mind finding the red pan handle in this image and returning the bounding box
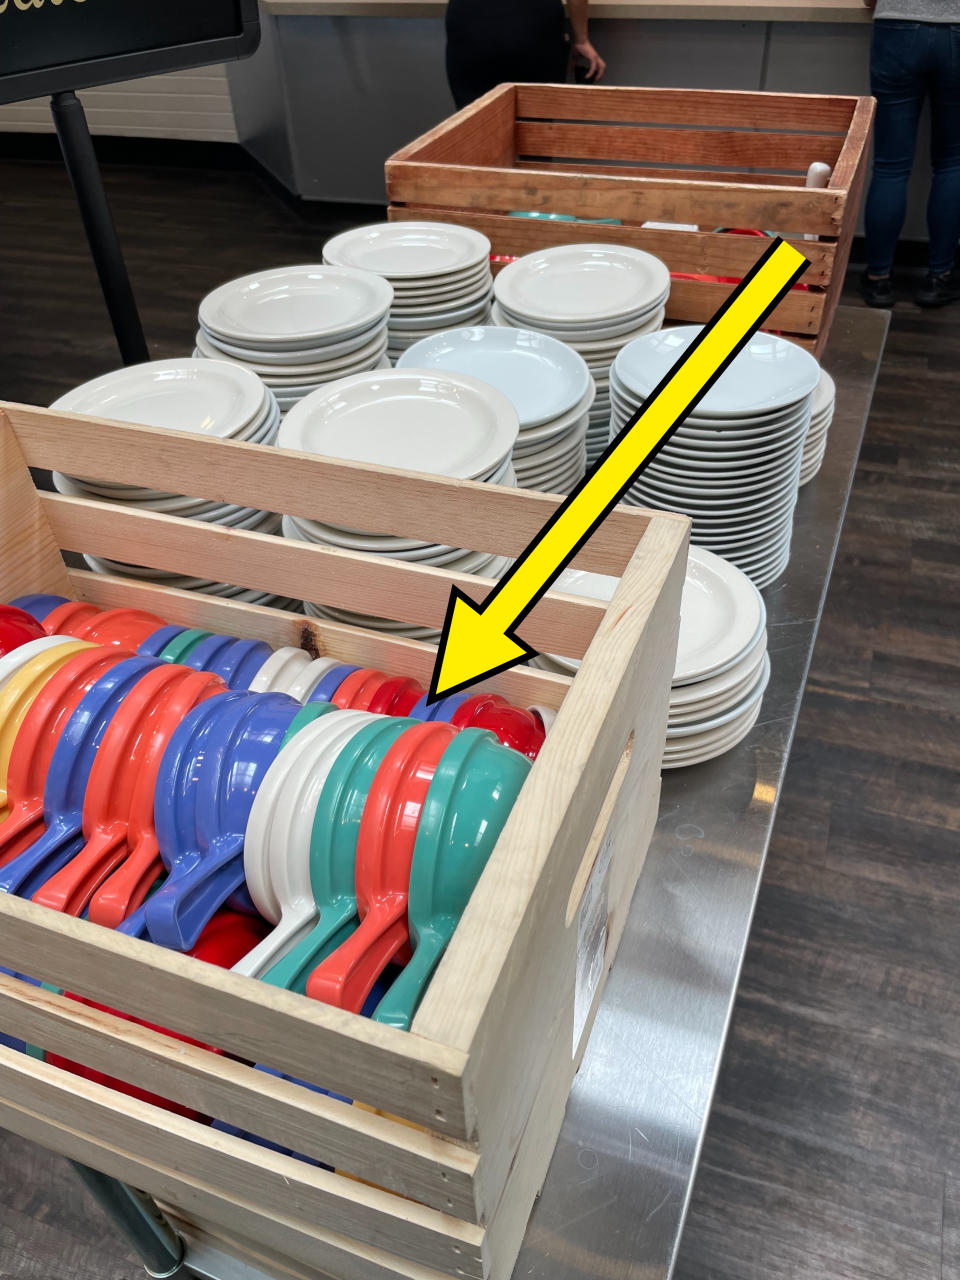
[306,898,408,1012]
[32,826,128,916]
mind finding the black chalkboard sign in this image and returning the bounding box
[0,0,260,106]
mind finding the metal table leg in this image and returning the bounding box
[69,1162,188,1278]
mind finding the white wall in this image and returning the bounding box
[0,66,238,142]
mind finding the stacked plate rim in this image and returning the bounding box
[396,325,595,495]
[491,243,670,467]
[531,547,770,767]
[322,221,494,362]
[195,264,394,412]
[611,326,822,589]
[798,367,837,487]
[277,367,519,635]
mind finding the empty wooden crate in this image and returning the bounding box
[0,402,688,1280]
[385,83,875,357]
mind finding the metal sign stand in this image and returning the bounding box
[50,90,149,366]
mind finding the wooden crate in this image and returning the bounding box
[0,401,688,1280]
[385,83,875,357]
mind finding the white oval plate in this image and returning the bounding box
[662,700,762,768]
[495,244,670,326]
[323,221,490,278]
[199,265,393,346]
[51,358,265,438]
[278,368,518,480]
[398,325,590,428]
[616,325,820,417]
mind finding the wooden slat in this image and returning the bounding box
[386,161,846,236]
[513,83,859,133]
[0,895,470,1137]
[416,85,515,168]
[388,205,836,286]
[43,494,608,661]
[667,275,826,334]
[515,121,845,173]
[0,974,480,1221]
[1,404,656,576]
[829,94,876,190]
[390,83,514,165]
[817,98,875,356]
[0,415,72,602]
[67,570,573,712]
[514,156,810,188]
[0,1060,457,1280]
[415,516,688,1206]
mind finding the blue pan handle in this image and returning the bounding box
[0,821,85,898]
[145,835,246,951]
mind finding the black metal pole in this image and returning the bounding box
[69,1162,188,1278]
[50,90,150,366]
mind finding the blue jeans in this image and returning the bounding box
[864,20,960,276]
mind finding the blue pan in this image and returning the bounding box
[306,665,360,705]
[145,692,300,950]
[8,595,69,623]
[138,625,187,657]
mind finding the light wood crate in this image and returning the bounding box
[385,83,875,357]
[0,401,688,1280]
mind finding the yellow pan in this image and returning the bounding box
[0,640,94,820]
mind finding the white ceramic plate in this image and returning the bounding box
[195,317,387,366]
[616,325,820,417]
[278,368,518,479]
[199,265,393,346]
[669,631,767,709]
[388,267,492,302]
[494,299,667,345]
[388,279,493,317]
[666,653,770,738]
[387,296,492,334]
[323,221,490,279]
[51,358,265,438]
[673,548,765,685]
[495,244,671,326]
[397,325,591,428]
[661,700,762,768]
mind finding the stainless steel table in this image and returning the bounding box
[97,303,891,1280]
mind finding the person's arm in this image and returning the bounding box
[566,0,607,81]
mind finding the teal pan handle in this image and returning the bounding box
[261,903,358,996]
[371,920,455,1032]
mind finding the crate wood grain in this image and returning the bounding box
[0,402,688,1279]
[385,82,875,357]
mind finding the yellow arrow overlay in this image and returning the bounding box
[428,238,809,702]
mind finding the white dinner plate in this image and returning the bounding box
[615,325,820,417]
[669,632,767,709]
[388,278,493,316]
[51,358,266,438]
[195,316,387,365]
[387,295,492,333]
[495,244,671,326]
[199,265,393,346]
[397,326,591,427]
[278,368,518,479]
[324,221,490,278]
[666,653,770,738]
[661,701,762,768]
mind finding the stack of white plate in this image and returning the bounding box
[194,265,393,413]
[611,326,821,589]
[277,368,518,637]
[50,358,296,608]
[396,326,594,495]
[532,546,769,768]
[491,244,670,467]
[322,222,493,363]
[798,366,836,487]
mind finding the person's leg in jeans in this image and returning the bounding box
[915,23,960,305]
[862,21,926,304]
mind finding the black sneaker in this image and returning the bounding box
[860,272,895,308]
[915,270,960,308]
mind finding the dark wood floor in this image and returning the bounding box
[1,154,959,1280]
